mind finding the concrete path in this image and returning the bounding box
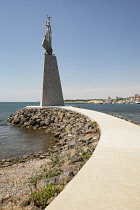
[43,106,140,210]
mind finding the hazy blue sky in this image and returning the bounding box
[0,0,140,101]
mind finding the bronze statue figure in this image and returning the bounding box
[42,15,53,55]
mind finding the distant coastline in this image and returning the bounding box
[64,100,140,104]
[64,101,88,104]
[64,94,140,104]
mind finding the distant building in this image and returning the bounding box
[107,96,111,103]
[127,94,140,103]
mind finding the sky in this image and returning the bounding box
[0,0,140,101]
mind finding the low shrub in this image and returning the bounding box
[30,183,64,208]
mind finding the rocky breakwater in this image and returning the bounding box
[1,107,100,209]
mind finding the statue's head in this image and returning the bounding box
[46,16,51,27]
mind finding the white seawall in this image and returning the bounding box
[46,106,140,210]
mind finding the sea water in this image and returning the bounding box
[67,103,140,124]
[0,102,55,160]
[0,102,140,160]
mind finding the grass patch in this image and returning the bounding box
[51,156,65,167]
[30,183,64,208]
[93,121,97,124]
[77,150,92,160]
[28,168,61,187]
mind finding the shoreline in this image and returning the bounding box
[1,107,100,209]
[108,113,140,126]
[1,111,139,167]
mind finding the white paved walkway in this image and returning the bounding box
[43,106,140,210]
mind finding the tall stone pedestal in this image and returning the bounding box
[40,53,64,106]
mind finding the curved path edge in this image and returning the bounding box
[36,106,140,210]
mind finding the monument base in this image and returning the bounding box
[40,53,64,106]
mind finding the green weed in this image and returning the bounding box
[77,150,92,160]
[30,183,64,208]
[28,168,61,187]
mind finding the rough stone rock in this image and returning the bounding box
[59,133,67,139]
[45,128,51,133]
[39,155,46,159]
[71,156,83,164]
[54,132,60,137]
[46,197,55,206]
[29,206,42,210]
[18,199,30,207]
[23,155,29,159]
[82,134,93,142]
[13,118,20,124]
[84,129,94,134]
[61,170,74,178]
[68,140,76,149]
[45,119,51,126]
[36,176,60,191]
[39,120,45,126]
[81,146,89,152]
[23,121,30,127]
[49,176,60,184]
[92,135,98,141]
[2,194,11,204]
[36,179,49,190]
[65,124,72,133]
[0,196,3,204]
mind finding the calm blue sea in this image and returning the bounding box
[0,102,140,160]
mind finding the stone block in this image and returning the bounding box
[40,54,64,106]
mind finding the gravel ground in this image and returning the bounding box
[0,158,51,210]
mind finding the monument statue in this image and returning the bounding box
[42,15,53,55]
[40,16,64,106]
